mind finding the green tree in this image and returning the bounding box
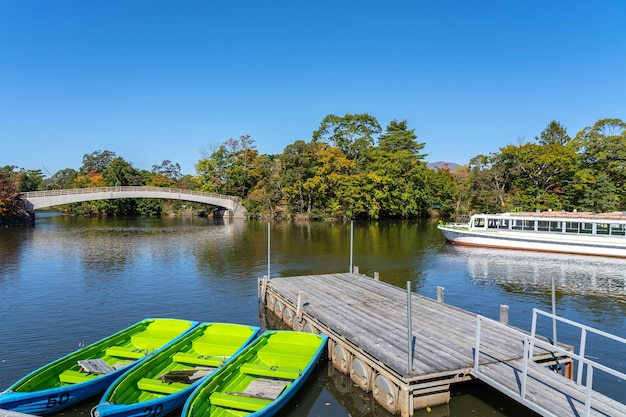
[280,140,321,214]
[103,157,143,186]
[378,119,426,157]
[535,120,571,146]
[466,153,514,213]
[80,150,117,174]
[151,160,182,187]
[571,118,626,208]
[312,113,381,162]
[16,169,44,192]
[43,168,77,190]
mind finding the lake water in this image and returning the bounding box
[1,213,624,416]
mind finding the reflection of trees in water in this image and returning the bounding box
[0,227,31,280]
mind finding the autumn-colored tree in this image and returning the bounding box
[0,171,30,225]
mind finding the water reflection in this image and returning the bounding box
[443,245,626,298]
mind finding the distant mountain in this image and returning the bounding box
[427,161,461,172]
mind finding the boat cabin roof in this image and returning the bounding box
[474,211,626,222]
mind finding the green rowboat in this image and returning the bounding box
[181,330,328,417]
[92,322,260,417]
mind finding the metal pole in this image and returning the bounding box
[407,281,413,373]
[551,276,557,346]
[267,222,271,279]
[349,221,354,273]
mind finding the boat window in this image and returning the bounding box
[566,222,580,233]
[549,221,562,232]
[497,219,509,229]
[611,224,626,236]
[580,223,593,234]
[538,221,550,231]
[473,217,485,228]
[512,219,535,231]
[597,223,609,235]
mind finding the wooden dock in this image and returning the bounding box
[261,272,624,416]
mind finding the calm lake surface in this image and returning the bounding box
[1,214,624,417]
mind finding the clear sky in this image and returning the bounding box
[1,1,624,176]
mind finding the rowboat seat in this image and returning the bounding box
[59,370,100,384]
[209,392,272,412]
[131,335,170,350]
[240,363,300,380]
[137,378,188,395]
[172,352,224,367]
[106,346,146,360]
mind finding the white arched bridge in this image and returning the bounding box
[20,186,247,218]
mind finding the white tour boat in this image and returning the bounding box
[437,211,626,258]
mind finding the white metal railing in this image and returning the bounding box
[474,310,626,417]
[20,186,241,202]
[529,308,626,386]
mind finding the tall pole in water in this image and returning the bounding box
[267,222,271,279]
[349,221,354,272]
[407,281,413,373]
[551,276,557,346]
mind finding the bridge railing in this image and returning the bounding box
[21,186,241,202]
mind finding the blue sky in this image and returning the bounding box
[1,1,624,176]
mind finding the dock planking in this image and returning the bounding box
[263,272,574,416]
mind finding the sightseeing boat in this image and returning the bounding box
[0,318,198,415]
[92,322,260,417]
[181,330,328,417]
[437,211,626,258]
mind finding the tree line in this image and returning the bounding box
[1,114,625,224]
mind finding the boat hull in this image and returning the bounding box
[93,322,260,417]
[181,330,328,417]
[438,225,626,258]
[0,318,197,415]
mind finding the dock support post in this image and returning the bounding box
[437,286,444,303]
[500,305,509,325]
[374,272,379,280]
[259,275,268,301]
[296,291,304,320]
[407,281,413,373]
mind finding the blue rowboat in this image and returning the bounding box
[0,318,198,415]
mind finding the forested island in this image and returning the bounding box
[1,114,625,226]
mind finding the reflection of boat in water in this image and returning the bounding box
[438,211,626,258]
[442,244,626,297]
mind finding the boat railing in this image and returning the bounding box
[473,310,626,417]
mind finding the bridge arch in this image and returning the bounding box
[20,186,247,218]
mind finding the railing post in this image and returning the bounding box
[577,328,588,384]
[584,366,593,417]
[520,337,530,400]
[473,316,481,372]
